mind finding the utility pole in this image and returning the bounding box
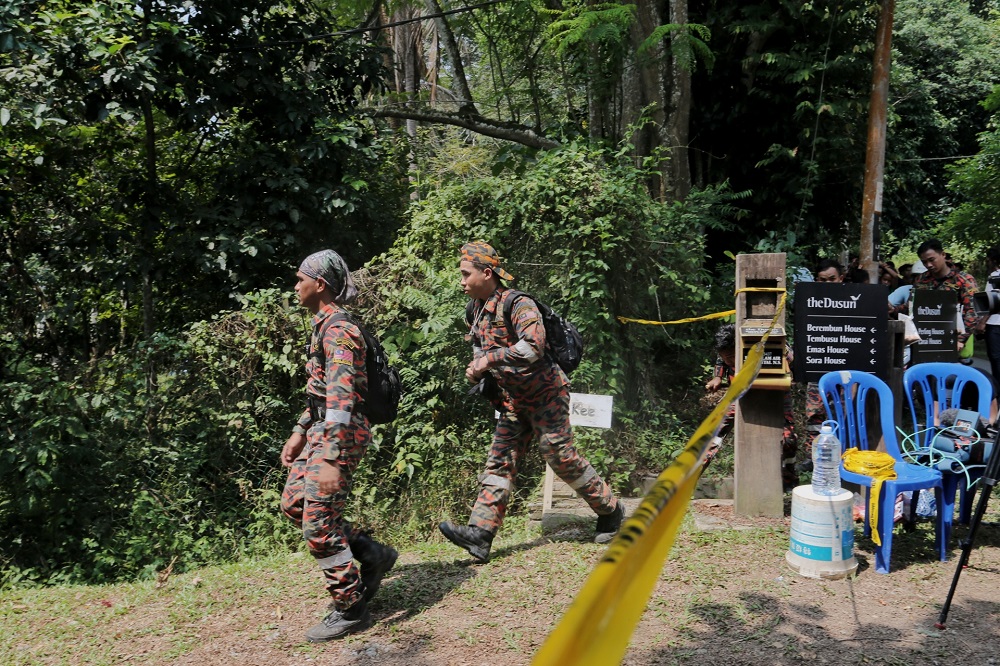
[859,0,895,284]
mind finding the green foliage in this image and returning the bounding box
[638,23,715,74]
[545,3,637,58]
[690,0,879,255]
[889,0,1000,230]
[941,84,1000,247]
[348,142,732,528]
[0,289,304,586]
[0,0,404,364]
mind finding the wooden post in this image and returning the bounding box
[735,253,787,517]
[884,319,906,450]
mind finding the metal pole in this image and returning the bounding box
[860,0,895,284]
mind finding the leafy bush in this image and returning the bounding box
[1,143,736,586]
[349,142,731,529]
[0,289,304,587]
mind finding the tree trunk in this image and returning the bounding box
[623,0,668,196]
[424,0,477,116]
[666,0,692,200]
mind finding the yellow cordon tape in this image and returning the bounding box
[532,293,787,666]
[841,447,896,546]
[616,287,786,326]
[616,310,734,326]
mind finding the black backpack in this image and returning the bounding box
[465,290,584,375]
[323,312,402,425]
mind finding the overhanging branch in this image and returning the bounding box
[366,107,560,150]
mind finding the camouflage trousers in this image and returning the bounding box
[281,433,367,611]
[804,382,825,454]
[717,390,799,486]
[469,381,617,534]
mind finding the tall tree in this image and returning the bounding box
[0,0,397,365]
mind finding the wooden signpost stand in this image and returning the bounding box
[734,253,788,517]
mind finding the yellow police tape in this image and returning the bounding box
[532,292,787,666]
[615,287,786,326]
[616,310,735,326]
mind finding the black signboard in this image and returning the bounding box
[741,344,785,372]
[793,283,889,382]
[759,346,784,371]
[910,290,958,364]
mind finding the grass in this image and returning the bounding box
[6,492,1000,665]
[0,551,317,666]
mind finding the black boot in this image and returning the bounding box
[351,532,399,602]
[439,522,493,563]
[594,501,624,544]
[305,597,371,643]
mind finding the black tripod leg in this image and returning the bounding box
[937,428,1000,629]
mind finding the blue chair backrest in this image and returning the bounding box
[817,370,901,459]
[903,362,994,448]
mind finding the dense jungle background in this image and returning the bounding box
[2,0,1000,588]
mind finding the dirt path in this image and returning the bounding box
[6,502,1000,666]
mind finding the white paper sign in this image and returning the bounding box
[495,393,613,428]
[569,393,613,428]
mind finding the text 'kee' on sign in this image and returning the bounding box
[793,282,889,382]
[494,393,613,429]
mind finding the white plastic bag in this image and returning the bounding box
[899,313,921,346]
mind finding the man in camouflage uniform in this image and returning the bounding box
[280,249,397,643]
[439,242,624,562]
[705,324,799,489]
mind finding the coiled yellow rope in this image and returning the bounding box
[841,447,896,546]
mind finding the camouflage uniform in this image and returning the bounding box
[804,382,824,454]
[281,301,371,611]
[712,356,799,486]
[466,288,617,534]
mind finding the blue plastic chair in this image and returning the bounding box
[818,370,946,574]
[903,362,995,528]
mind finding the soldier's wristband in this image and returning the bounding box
[292,425,307,435]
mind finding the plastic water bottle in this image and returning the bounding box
[812,421,842,496]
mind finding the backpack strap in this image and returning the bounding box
[501,289,529,343]
[313,311,364,364]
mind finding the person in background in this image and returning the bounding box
[889,261,926,316]
[704,324,798,490]
[815,259,845,283]
[879,262,899,290]
[974,246,1000,382]
[911,238,978,354]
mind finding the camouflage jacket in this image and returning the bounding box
[296,302,369,459]
[466,288,566,401]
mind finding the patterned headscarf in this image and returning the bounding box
[299,249,358,305]
[460,241,514,281]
